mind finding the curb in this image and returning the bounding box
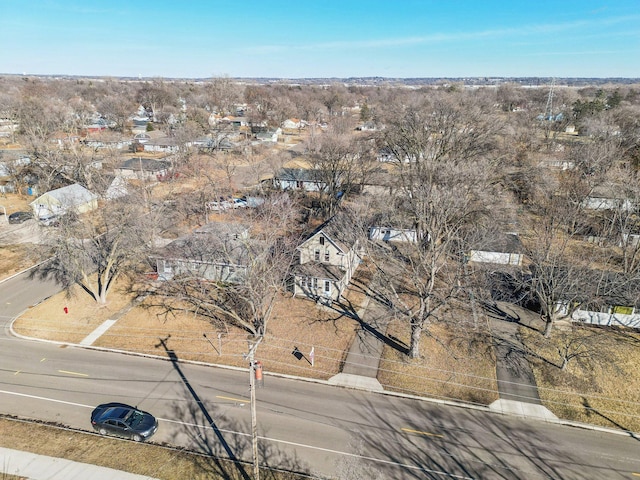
[9,318,640,441]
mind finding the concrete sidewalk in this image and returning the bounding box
[0,447,161,480]
[486,302,557,420]
[328,289,557,421]
[329,295,392,391]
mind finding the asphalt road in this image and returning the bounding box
[1,270,639,479]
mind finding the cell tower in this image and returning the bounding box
[543,78,556,121]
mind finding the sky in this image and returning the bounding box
[1,0,639,79]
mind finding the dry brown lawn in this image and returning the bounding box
[520,323,640,433]
[13,278,359,381]
[0,244,48,281]
[378,311,500,406]
[0,417,305,480]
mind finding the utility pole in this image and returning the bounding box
[247,336,262,480]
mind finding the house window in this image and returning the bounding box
[319,236,325,246]
[314,249,320,261]
[312,278,318,289]
[324,249,330,262]
[300,277,307,287]
[324,280,331,294]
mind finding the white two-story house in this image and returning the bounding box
[291,214,362,303]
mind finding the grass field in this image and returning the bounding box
[0,417,305,480]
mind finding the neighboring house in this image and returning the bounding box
[356,121,379,131]
[153,222,251,283]
[369,225,417,243]
[133,133,152,144]
[29,183,98,219]
[291,214,362,303]
[197,136,235,152]
[571,306,640,329]
[582,187,636,211]
[273,168,328,192]
[83,118,109,133]
[220,116,249,128]
[468,233,524,266]
[376,147,410,163]
[143,137,179,153]
[0,153,31,194]
[282,118,303,130]
[556,272,640,329]
[255,128,282,143]
[82,134,130,150]
[541,158,575,170]
[621,232,640,248]
[114,157,171,182]
[50,132,81,148]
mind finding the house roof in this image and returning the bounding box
[275,168,324,183]
[118,157,170,172]
[298,213,359,254]
[30,183,97,207]
[156,222,253,266]
[472,233,523,254]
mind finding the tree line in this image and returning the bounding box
[2,75,640,360]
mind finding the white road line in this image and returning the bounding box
[0,389,92,408]
[0,390,473,479]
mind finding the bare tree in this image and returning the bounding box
[306,128,378,218]
[370,92,501,358]
[44,194,154,304]
[97,94,135,133]
[147,194,302,337]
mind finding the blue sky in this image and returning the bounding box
[1,1,639,78]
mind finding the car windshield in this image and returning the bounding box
[124,410,145,428]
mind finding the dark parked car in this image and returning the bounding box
[91,403,158,442]
[8,211,33,224]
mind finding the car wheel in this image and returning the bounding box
[132,434,142,442]
[99,428,107,436]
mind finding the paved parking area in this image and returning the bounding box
[0,218,45,245]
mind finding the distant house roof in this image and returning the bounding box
[119,157,170,172]
[275,168,325,183]
[473,233,523,254]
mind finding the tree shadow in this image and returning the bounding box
[581,397,640,441]
[156,336,312,479]
[325,295,409,356]
[155,335,252,480]
[350,395,621,479]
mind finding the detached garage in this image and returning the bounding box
[30,183,98,218]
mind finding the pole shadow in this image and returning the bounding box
[155,335,252,480]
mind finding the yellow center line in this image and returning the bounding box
[58,370,89,377]
[216,395,249,403]
[631,473,640,477]
[41,358,46,362]
[14,370,21,375]
[401,427,444,438]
